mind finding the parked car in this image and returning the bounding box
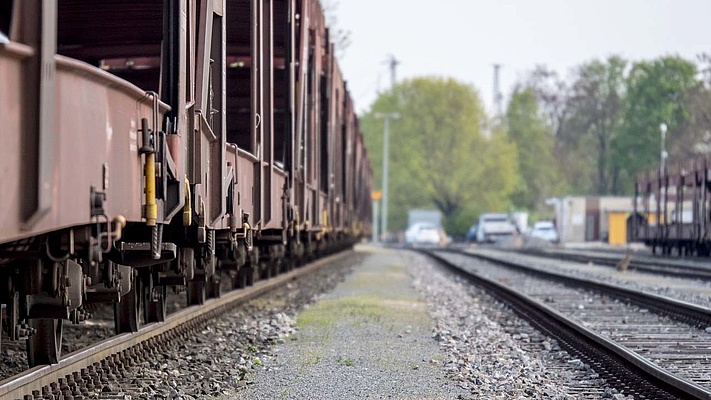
[529,221,559,243]
[476,213,517,243]
[465,225,478,242]
[405,223,444,245]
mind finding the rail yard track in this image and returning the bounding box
[425,248,711,399]
[0,250,353,400]
[519,247,711,280]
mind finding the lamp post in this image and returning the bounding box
[659,122,668,239]
[660,122,668,174]
[374,112,400,241]
[371,190,382,243]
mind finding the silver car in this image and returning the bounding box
[529,221,559,243]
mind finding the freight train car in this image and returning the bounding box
[632,156,711,256]
[0,0,371,367]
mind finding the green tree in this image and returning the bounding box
[562,56,627,194]
[506,87,564,214]
[674,54,711,158]
[361,76,519,235]
[523,65,569,138]
[613,56,698,192]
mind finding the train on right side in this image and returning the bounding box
[633,156,711,256]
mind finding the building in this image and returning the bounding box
[549,196,638,245]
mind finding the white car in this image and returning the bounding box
[476,213,517,243]
[529,221,559,243]
[405,223,443,245]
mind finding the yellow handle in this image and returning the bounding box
[145,153,157,226]
[183,178,192,226]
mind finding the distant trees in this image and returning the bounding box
[560,56,627,194]
[612,56,698,191]
[523,55,703,196]
[360,55,711,236]
[505,88,564,215]
[361,77,518,234]
[321,0,351,59]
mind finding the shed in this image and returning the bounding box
[607,211,629,245]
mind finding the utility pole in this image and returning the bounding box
[387,54,399,89]
[374,112,400,241]
[372,199,380,243]
[493,64,503,118]
[375,54,399,241]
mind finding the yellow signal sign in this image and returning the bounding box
[371,191,382,201]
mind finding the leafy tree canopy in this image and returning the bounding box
[613,56,698,191]
[361,76,519,235]
[506,88,565,215]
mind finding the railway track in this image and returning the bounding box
[519,247,711,280]
[426,249,711,399]
[0,251,353,400]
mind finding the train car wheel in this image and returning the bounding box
[187,280,206,305]
[26,318,63,367]
[145,285,167,323]
[207,276,221,299]
[232,270,247,289]
[244,265,257,286]
[114,274,142,333]
[260,261,272,280]
[270,260,280,277]
[283,259,294,272]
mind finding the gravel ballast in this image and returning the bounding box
[404,251,631,399]
[238,246,629,399]
[235,246,468,399]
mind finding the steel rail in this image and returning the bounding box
[450,248,711,328]
[425,250,711,400]
[517,248,711,280]
[0,250,353,399]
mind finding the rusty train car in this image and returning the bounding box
[0,0,372,366]
[632,156,711,256]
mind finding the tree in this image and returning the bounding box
[523,65,569,138]
[506,88,564,214]
[519,66,588,197]
[562,56,627,194]
[675,54,711,157]
[361,77,519,235]
[321,0,351,59]
[612,56,698,192]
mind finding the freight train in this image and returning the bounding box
[0,0,372,367]
[633,156,711,256]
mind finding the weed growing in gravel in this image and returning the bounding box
[337,356,354,366]
[245,344,258,355]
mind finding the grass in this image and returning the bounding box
[337,356,355,367]
[296,263,428,330]
[296,349,324,375]
[296,295,426,329]
[245,344,258,355]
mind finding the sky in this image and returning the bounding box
[332,0,711,115]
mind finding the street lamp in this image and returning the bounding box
[374,112,400,241]
[659,122,668,234]
[660,122,668,174]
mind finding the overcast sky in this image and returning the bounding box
[333,0,711,115]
